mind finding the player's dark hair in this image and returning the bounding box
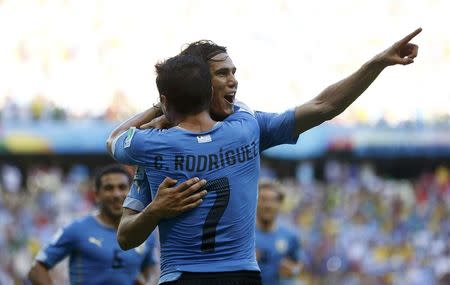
[94,165,131,191]
[155,54,211,115]
[258,179,285,202]
[180,40,227,62]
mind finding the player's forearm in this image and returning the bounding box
[28,263,53,285]
[106,104,162,155]
[317,57,385,117]
[118,205,162,250]
[294,57,385,135]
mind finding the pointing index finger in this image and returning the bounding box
[398,28,422,45]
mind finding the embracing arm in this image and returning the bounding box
[293,27,421,136]
[118,207,161,251]
[117,177,207,250]
[106,104,163,155]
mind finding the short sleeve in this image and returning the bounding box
[123,167,153,212]
[255,110,297,151]
[35,223,78,268]
[111,127,153,166]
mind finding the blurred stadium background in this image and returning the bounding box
[1,0,449,284]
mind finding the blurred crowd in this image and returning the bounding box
[0,93,137,122]
[1,0,450,127]
[2,94,450,129]
[274,161,450,285]
[0,161,449,285]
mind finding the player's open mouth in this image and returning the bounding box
[224,93,235,104]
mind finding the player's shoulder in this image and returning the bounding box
[67,215,96,232]
[124,126,166,145]
[48,215,92,243]
[233,101,255,116]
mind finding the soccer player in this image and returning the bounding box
[255,180,302,285]
[27,165,158,285]
[107,54,271,284]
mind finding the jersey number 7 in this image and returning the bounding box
[201,177,230,253]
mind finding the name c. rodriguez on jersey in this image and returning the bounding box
[150,140,259,172]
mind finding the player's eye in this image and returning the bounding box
[118,184,128,190]
[216,69,227,76]
[102,185,114,191]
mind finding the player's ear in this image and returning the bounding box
[160,95,168,116]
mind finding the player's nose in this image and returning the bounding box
[111,187,123,197]
[228,74,238,87]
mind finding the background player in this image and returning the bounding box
[255,179,302,285]
[27,165,158,285]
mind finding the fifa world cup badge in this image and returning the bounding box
[124,127,136,148]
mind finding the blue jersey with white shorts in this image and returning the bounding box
[115,104,296,283]
[35,215,157,285]
[256,224,301,285]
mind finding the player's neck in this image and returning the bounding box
[177,111,217,132]
[257,219,276,232]
[96,212,120,229]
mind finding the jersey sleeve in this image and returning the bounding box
[35,222,78,268]
[255,110,297,151]
[111,127,154,166]
[123,166,153,212]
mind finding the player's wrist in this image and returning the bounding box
[144,201,164,222]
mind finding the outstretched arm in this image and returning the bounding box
[293,27,422,136]
[117,177,207,250]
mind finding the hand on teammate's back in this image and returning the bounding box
[152,177,208,219]
[374,27,421,66]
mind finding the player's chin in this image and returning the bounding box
[210,102,233,120]
[109,207,123,217]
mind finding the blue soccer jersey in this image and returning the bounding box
[236,102,297,152]
[124,166,153,212]
[35,215,157,285]
[115,105,296,283]
[255,224,301,285]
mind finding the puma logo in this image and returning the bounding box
[88,237,103,248]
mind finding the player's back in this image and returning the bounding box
[113,108,261,281]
